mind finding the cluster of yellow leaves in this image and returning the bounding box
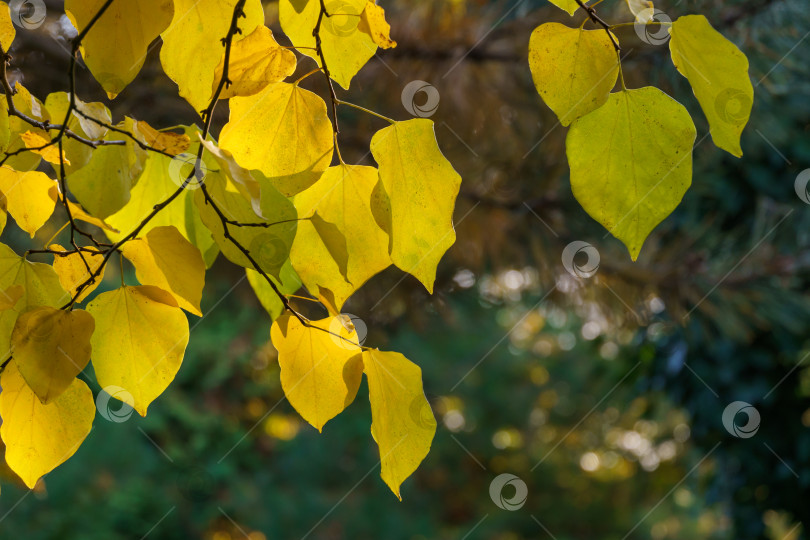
[0,0,443,499]
[531,5,753,259]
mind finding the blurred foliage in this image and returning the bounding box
[1,0,809,538]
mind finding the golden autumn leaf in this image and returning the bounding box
[0,166,56,237]
[20,130,70,166]
[358,2,397,49]
[49,243,106,303]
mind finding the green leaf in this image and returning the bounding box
[246,260,302,322]
[363,349,436,500]
[528,23,620,126]
[566,87,696,260]
[669,14,753,157]
[369,119,461,293]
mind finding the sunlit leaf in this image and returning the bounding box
[270,314,363,431]
[213,25,297,99]
[0,361,94,489]
[363,349,436,500]
[134,121,190,156]
[369,119,461,293]
[20,130,70,166]
[246,260,302,322]
[0,1,15,52]
[546,0,580,16]
[160,0,264,112]
[86,285,190,416]
[49,244,106,303]
[219,82,334,196]
[121,225,205,316]
[669,14,753,157]
[358,2,397,49]
[0,166,56,237]
[566,87,696,260]
[291,164,391,313]
[11,307,94,403]
[528,23,620,126]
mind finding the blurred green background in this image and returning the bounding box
[2,0,810,538]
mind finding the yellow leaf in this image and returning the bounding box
[11,307,94,404]
[0,99,9,154]
[528,23,620,126]
[358,2,397,49]
[121,226,205,316]
[0,284,23,310]
[0,1,14,52]
[669,14,753,157]
[134,121,190,156]
[567,87,696,260]
[0,166,56,237]
[68,117,147,219]
[160,0,264,112]
[212,25,297,99]
[46,186,119,234]
[280,0,376,89]
[86,285,189,416]
[104,133,218,267]
[195,164,297,279]
[369,119,461,293]
[626,0,654,21]
[363,349,436,499]
[19,130,70,166]
[49,244,106,303]
[546,0,580,16]
[3,83,49,172]
[0,361,94,489]
[291,165,391,313]
[199,137,263,217]
[0,244,67,360]
[246,261,302,322]
[270,314,363,431]
[44,92,111,174]
[65,0,174,98]
[219,82,334,196]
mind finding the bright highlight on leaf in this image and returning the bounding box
[11,307,94,404]
[65,0,174,98]
[363,349,436,500]
[528,23,620,126]
[121,226,206,316]
[280,0,377,90]
[213,25,297,99]
[566,87,696,260]
[291,165,391,313]
[370,119,462,293]
[0,361,95,489]
[86,286,190,416]
[160,0,264,112]
[270,314,364,432]
[219,82,334,197]
[669,14,753,157]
